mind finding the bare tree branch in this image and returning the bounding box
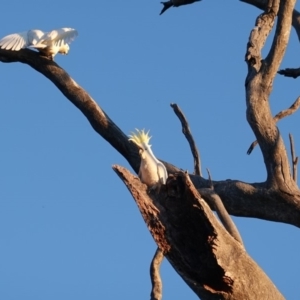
[289,133,298,182]
[1,49,300,228]
[245,0,297,186]
[247,97,300,154]
[113,165,284,300]
[206,168,213,188]
[245,0,279,77]
[0,2,300,299]
[170,103,201,176]
[246,140,258,155]
[264,1,295,80]
[240,0,300,42]
[0,48,143,174]
[273,97,300,122]
[244,0,300,78]
[1,3,300,298]
[150,248,164,300]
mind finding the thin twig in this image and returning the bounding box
[247,97,300,154]
[206,168,213,189]
[246,141,258,155]
[289,133,298,182]
[170,103,202,176]
[150,248,164,300]
[273,97,300,121]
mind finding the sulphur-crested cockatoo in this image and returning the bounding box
[0,28,78,59]
[129,129,168,187]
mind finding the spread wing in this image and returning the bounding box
[42,28,78,47]
[0,28,77,51]
[0,29,46,50]
[0,31,29,51]
[27,29,46,46]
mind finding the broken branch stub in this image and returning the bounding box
[113,165,284,300]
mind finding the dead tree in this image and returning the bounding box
[1,0,300,299]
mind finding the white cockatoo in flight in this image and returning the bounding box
[0,28,78,59]
[129,129,168,188]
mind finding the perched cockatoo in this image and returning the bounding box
[160,0,201,15]
[129,129,168,188]
[0,28,78,59]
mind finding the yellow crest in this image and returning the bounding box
[128,129,152,148]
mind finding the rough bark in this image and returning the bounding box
[245,0,297,189]
[199,188,244,247]
[0,1,299,299]
[113,166,284,300]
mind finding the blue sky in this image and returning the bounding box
[0,1,300,299]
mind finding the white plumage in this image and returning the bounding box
[129,129,168,187]
[0,28,78,59]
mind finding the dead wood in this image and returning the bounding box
[113,165,284,300]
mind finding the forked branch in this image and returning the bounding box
[245,0,297,188]
[1,48,300,227]
[241,0,300,42]
[247,97,300,154]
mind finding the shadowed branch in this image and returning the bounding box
[150,248,164,300]
[1,46,300,227]
[113,164,284,300]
